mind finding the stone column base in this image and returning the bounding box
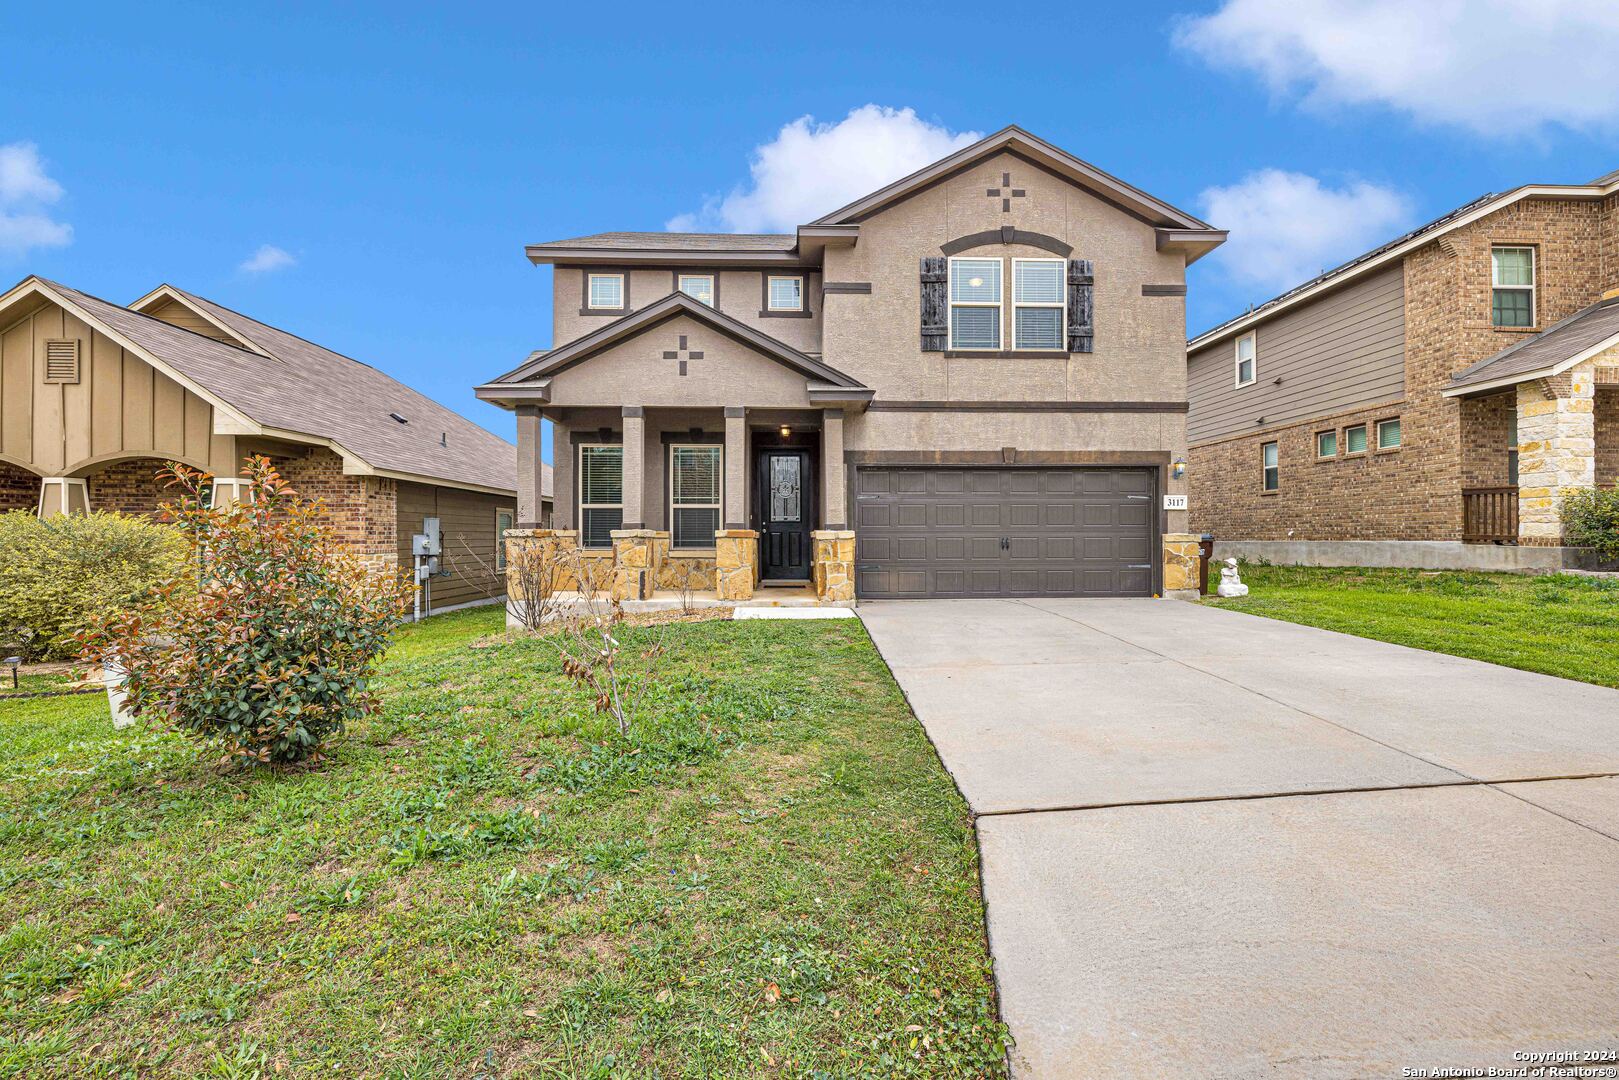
[714,530,758,600]
[610,529,664,602]
[504,528,580,598]
[1161,532,1203,600]
[811,530,856,602]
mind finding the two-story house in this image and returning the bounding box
[476,127,1226,607]
[1186,172,1619,571]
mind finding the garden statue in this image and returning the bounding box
[1217,558,1249,598]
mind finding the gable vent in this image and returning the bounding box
[44,340,80,384]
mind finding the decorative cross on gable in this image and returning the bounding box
[661,334,703,376]
[986,172,1025,214]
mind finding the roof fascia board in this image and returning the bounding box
[525,247,808,267]
[127,284,277,358]
[1442,329,1619,397]
[1156,228,1230,266]
[1189,181,1619,352]
[474,381,552,409]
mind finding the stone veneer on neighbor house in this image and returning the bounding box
[1191,194,1619,545]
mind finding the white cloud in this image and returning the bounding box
[239,244,297,274]
[1197,169,1413,292]
[1174,0,1619,136]
[0,142,71,260]
[667,105,981,233]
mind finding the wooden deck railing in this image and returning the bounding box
[1462,486,1518,543]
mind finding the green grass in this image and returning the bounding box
[0,606,1007,1078]
[1206,564,1619,687]
[0,671,82,698]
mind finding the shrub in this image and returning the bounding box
[1561,486,1619,561]
[84,456,413,767]
[0,509,188,660]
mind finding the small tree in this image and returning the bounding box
[1561,486,1619,561]
[84,456,412,767]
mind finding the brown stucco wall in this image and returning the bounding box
[552,267,824,354]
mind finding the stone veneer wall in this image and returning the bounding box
[0,460,40,512]
[1191,196,1616,543]
[1517,365,1597,544]
[810,531,855,602]
[1161,534,1202,595]
[714,530,757,600]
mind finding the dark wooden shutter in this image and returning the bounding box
[1067,259,1094,353]
[920,257,947,352]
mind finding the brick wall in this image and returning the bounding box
[273,448,398,564]
[0,460,38,512]
[86,459,178,516]
[1191,196,1614,542]
[1597,389,1619,487]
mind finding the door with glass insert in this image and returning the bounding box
[757,448,813,580]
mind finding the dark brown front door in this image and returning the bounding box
[757,448,813,580]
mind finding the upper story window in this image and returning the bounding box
[1491,246,1535,327]
[670,444,722,549]
[587,273,625,311]
[1012,259,1066,350]
[578,444,623,547]
[1234,332,1257,387]
[948,257,1002,350]
[679,274,715,306]
[766,275,803,312]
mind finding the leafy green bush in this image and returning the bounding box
[85,457,413,767]
[1561,486,1619,561]
[0,510,187,660]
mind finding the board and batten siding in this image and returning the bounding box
[396,480,516,612]
[1187,265,1406,444]
[0,299,237,477]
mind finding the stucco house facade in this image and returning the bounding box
[0,276,548,613]
[1186,172,1619,571]
[478,127,1225,605]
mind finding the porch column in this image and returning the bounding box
[551,418,574,530]
[724,407,748,528]
[821,408,847,527]
[1516,370,1596,545]
[621,406,646,528]
[516,405,546,526]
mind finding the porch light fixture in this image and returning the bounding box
[779,425,791,437]
[1172,457,1187,480]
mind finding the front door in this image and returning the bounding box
[757,448,813,580]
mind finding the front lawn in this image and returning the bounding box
[0,607,1007,1077]
[1206,564,1619,687]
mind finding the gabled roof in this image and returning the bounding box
[1189,170,1619,352]
[0,276,536,498]
[1444,294,1619,396]
[477,291,868,404]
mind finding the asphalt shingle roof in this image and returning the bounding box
[1449,295,1619,391]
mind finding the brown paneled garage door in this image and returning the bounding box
[854,466,1156,598]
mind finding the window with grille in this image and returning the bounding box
[578,445,623,547]
[669,444,721,548]
[45,340,80,384]
[948,257,1001,350]
[1013,259,1065,350]
[767,275,803,311]
[679,274,715,306]
[587,273,625,310]
[1491,247,1534,327]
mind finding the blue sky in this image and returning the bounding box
[6,2,1617,464]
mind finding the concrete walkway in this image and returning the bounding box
[858,599,1619,1079]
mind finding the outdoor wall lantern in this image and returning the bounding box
[1172,457,1187,480]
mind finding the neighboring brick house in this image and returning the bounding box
[1186,172,1619,570]
[0,276,549,614]
[477,126,1226,607]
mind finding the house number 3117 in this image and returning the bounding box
[1162,494,1188,511]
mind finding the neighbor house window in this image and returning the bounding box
[1377,418,1402,450]
[495,508,515,571]
[578,444,623,547]
[587,273,625,310]
[766,275,803,312]
[949,257,1002,350]
[1234,332,1257,387]
[1316,430,1338,459]
[1012,258,1066,350]
[1261,441,1279,492]
[669,444,722,549]
[679,274,715,306]
[1491,247,1535,327]
[1344,424,1368,454]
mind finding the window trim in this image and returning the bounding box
[1315,430,1338,460]
[577,442,625,548]
[1490,245,1536,329]
[1011,257,1067,352]
[760,273,810,317]
[677,273,716,307]
[668,443,723,550]
[495,507,515,571]
[1376,417,1403,452]
[1234,331,1257,388]
[1343,423,1369,457]
[584,271,628,313]
[947,256,1003,352]
[1260,440,1279,493]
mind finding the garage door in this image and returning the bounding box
[854,466,1156,598]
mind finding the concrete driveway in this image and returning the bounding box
[859,599,1619,1079]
